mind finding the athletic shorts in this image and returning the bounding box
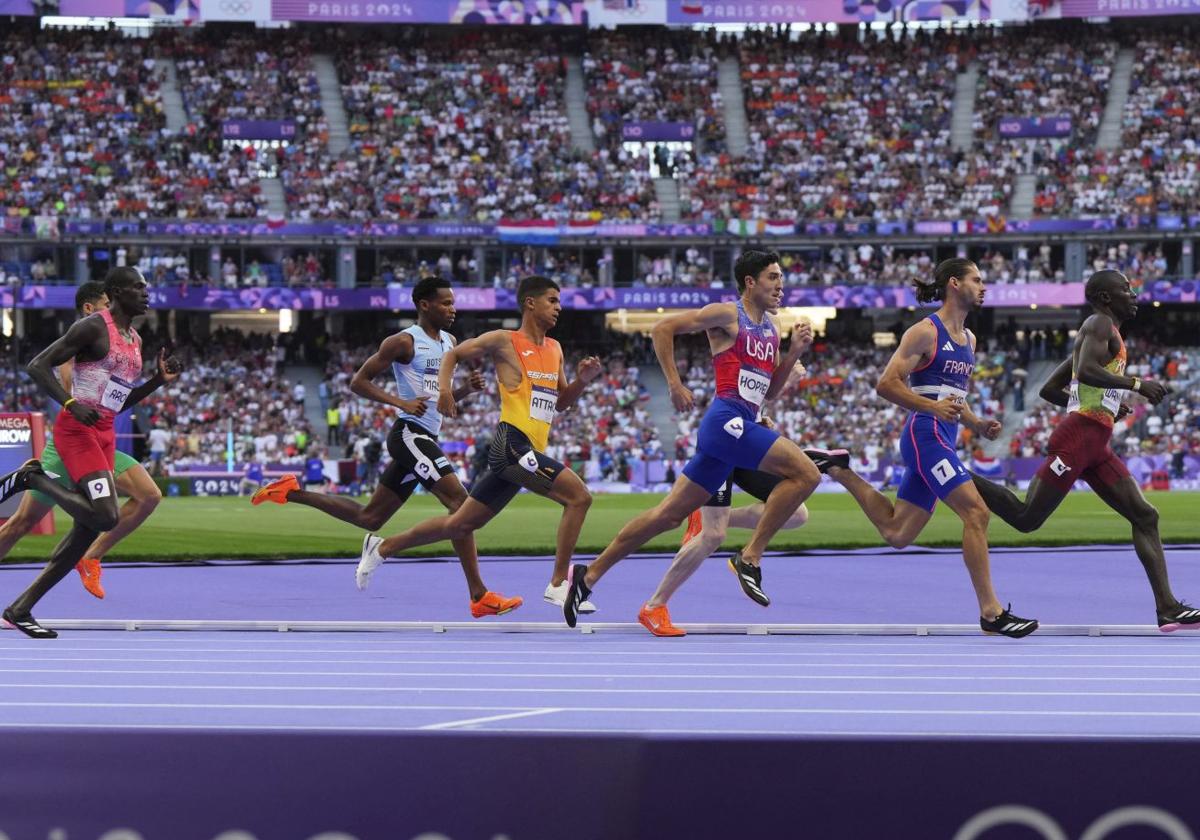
[30,435,140,506]
[682,398,779,495]
[53,409,117,483]
[705,467,782,508]
[1035,412,1131,493]
[469,422,566,513]
[897,413,971,513]
[379,418,456,503]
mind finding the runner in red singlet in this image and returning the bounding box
[0,268,181,638]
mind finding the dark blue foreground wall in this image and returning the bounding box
[1,730,1196,840]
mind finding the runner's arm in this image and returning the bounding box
[26,316,106,407]
[122,348,182,411]
[447,337,486,403]
[438,330,508,397]
[765,315,811,401]
[1038,358,1073,407]
[349,333,417,411]
[57,360,74,394]
[875,321,948,415]
[651,304,735,388]
[556,355,603,412]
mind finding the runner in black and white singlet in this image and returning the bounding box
[251,276,522,619]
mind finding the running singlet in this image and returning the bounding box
[1067,325,1126,429]
[392,325,455,436]
[907,313,974,435]
[71,308,142,421]
[498,331,562,452]
[712,300,778,415]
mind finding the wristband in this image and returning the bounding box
[1131,377,1142,393]
[63,397,77,409]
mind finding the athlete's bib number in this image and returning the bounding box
[421,373,440,395]
[737,367,771,407]
[530,384,556,424]
[1101,387,1122,415]
[100,375,134,412]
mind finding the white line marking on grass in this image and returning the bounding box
[420,708,563,731]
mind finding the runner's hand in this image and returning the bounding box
[669,382,695,413]
[978,418,1003,440]
[576,356,603,383]
[791,318,813,351]
[158,348,182,383]
[1136,379,1168,405]
[467,370,487,392]
[930,397,964,423]
[1116,403,1132,421]
[68,400,100,427]
[400,395,432,417]
[760,415,777,431]
[436,391,456,418]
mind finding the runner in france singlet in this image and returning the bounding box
[70,308,142,422]
[1067,325,1126,428]
[906,313,974,440]
[498,331,562,452]
[392,324,455,436]
[711,299,778,416]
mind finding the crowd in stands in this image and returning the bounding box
[5,23,1198,225]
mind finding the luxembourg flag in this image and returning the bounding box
[497,219,560,245]
[764,219,794,236]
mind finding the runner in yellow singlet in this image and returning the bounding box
[356,275,604,612]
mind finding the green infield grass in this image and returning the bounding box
[2,489,1198,562]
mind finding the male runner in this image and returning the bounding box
[562,250,823,627]
[356,275,602,613]
[252,276,519,618]
[969,270,1199,631]
[0,282,163,600]
[640,368,812,637]
[813,258,1037,637]
[0,268,180,638]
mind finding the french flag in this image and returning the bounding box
[497,219,560,245]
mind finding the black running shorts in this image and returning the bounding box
[469,422,566,513]
[379,418,456,501]
[704,467,782,508]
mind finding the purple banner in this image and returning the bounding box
[1062,0,1200,16]
[1002,218,1118,233]
[221,120,296,141]
[621,121,696,142]
[8,281,1191,311]
[998,116,1072,138]
[270,0,586,23]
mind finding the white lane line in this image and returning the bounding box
[3,647,1197,659]
[0,656,1197,670]
[420,708,563,731]
[9,668,1200,683]
[1,701,1199,718]
[6,683,1200,699]
[0,721,1194,739]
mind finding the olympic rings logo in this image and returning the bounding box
[954,805,1196,840]
[218,0,252,14]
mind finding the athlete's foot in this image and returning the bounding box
[0,459,44,504]
[729,550,770,607]
[639,602,686,637]
[251,474,299,506]
[1158,601,1200,632]
[803,448,850,475]
[980,604,1038,638]
[356,534,385,590]
[563,564,592,628]
[2,607,57,639]
[544,580,596,614]
[470,591,524,619]
[76,557,105,599]
[682,509,703,545]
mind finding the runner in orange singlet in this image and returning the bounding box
[356,275,603,612]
